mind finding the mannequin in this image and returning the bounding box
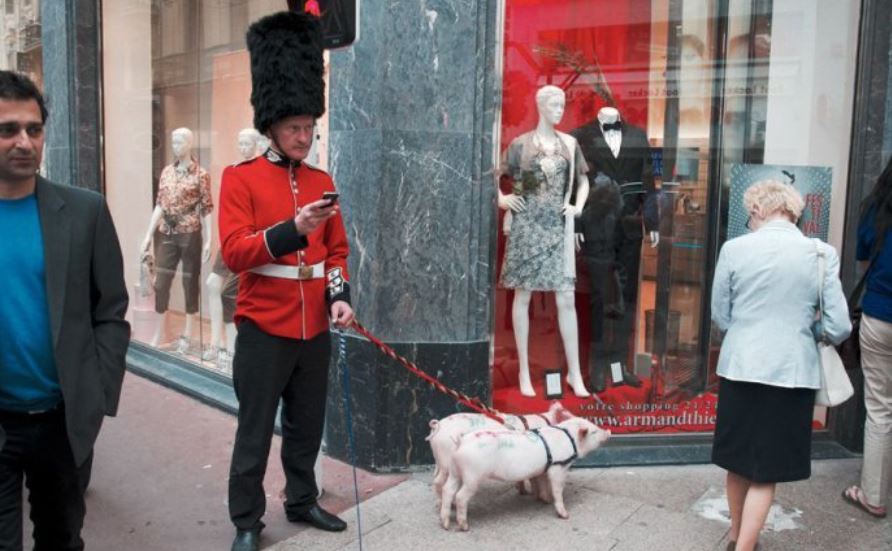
[203,128,261,364]
[572,106,659,392]
[140,127,213,351]
[498,85,590,398]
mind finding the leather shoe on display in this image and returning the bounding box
[231,529,261,551]
[289,504,347,532]
[589,362,607,393]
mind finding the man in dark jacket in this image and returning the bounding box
[0,70,129,550]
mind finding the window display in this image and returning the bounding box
[203,128,264,370]
[493,0,860,436]
[140,127,213,350]
[102,0,288,374]
[0,0,41,85]
[497,85,591,398]
[573,106,658,393]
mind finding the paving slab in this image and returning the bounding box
[271,458,891,551]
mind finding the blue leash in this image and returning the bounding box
[338,330,363,550]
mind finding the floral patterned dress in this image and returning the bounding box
[499,131,587,291]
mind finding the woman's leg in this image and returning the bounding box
[512,290,535,396]
[736,482,775,551]
[726,470,750,543]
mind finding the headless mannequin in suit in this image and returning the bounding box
[573,107,659,393]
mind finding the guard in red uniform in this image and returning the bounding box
[222,11,354,551]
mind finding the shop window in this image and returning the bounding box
[102,0,330,376]
[0,0,42,89]
[492,0,859,435]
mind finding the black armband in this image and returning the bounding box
[264,219,309,258]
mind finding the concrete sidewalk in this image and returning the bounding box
[269,459,891,551]
[20,373,889,550]
[23,374,407,551]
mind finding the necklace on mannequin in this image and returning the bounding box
[533,131,561,157]
[534,132,562,182]
[174,158,192,179]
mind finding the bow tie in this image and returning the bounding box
[602,121,622,132]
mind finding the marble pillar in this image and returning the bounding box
[41,0,102,191]
[325,0,500,470]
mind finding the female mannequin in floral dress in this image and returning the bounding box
[498,85,590,397]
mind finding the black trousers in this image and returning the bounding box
[153,229,202,314]
[0,408,90,551]
[585,234,642,384]
[228,320,331,531]
[584,257,626,372]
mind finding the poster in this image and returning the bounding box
[728,164,833,240]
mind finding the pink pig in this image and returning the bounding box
[426,402,574,505]
[440,417,611,531]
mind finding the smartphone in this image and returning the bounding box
[321,191,340,207]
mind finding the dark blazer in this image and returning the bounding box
[572,121,659,234]
[0,177,130,466]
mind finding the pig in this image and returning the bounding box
[426,402,574,505]
[439,417,611,531]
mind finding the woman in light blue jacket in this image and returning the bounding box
[711,180,851,551]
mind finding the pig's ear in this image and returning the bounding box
[577,426,589,441]
[552,402,570,422]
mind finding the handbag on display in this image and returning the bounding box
[138,251,156,298]
[814,241,855,407]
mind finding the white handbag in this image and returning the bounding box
[814,241,854,407]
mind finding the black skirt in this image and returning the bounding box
[712,377,816,483]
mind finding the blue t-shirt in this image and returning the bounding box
[0,194,60,411]
[856,206,892,324]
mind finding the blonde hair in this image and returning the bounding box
[535,85,565,108]
[743,179,804,221]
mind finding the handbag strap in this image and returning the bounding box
[847,246,880,310]
[814,239,828,343]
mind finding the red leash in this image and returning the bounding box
[349,320,507,425]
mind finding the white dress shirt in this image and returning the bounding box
[601,125,622,158]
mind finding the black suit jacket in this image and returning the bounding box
[572,121,659,234]
[0,177,130,466]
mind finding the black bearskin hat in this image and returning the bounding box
[246,11,325,134]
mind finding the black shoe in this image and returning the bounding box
[623,371,643,388]
[589,361,607,393]
[289,504,347,532]
[231,529,261,551]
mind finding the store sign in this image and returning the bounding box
[728,164,833,241]
[290,0,359,49]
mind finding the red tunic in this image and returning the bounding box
[219,154,349,340]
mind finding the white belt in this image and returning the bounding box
[249,262,325,280]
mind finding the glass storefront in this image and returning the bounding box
[0,0,41,83]
[102,0,330,376]
[95,0,870,453]
[492,0,860,435]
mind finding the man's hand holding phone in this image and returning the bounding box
[294,192,339,235]
[322,191,339,207]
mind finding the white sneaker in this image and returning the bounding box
[217,349,233,373]
[201,346,218,361]
[175,336,190,355]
